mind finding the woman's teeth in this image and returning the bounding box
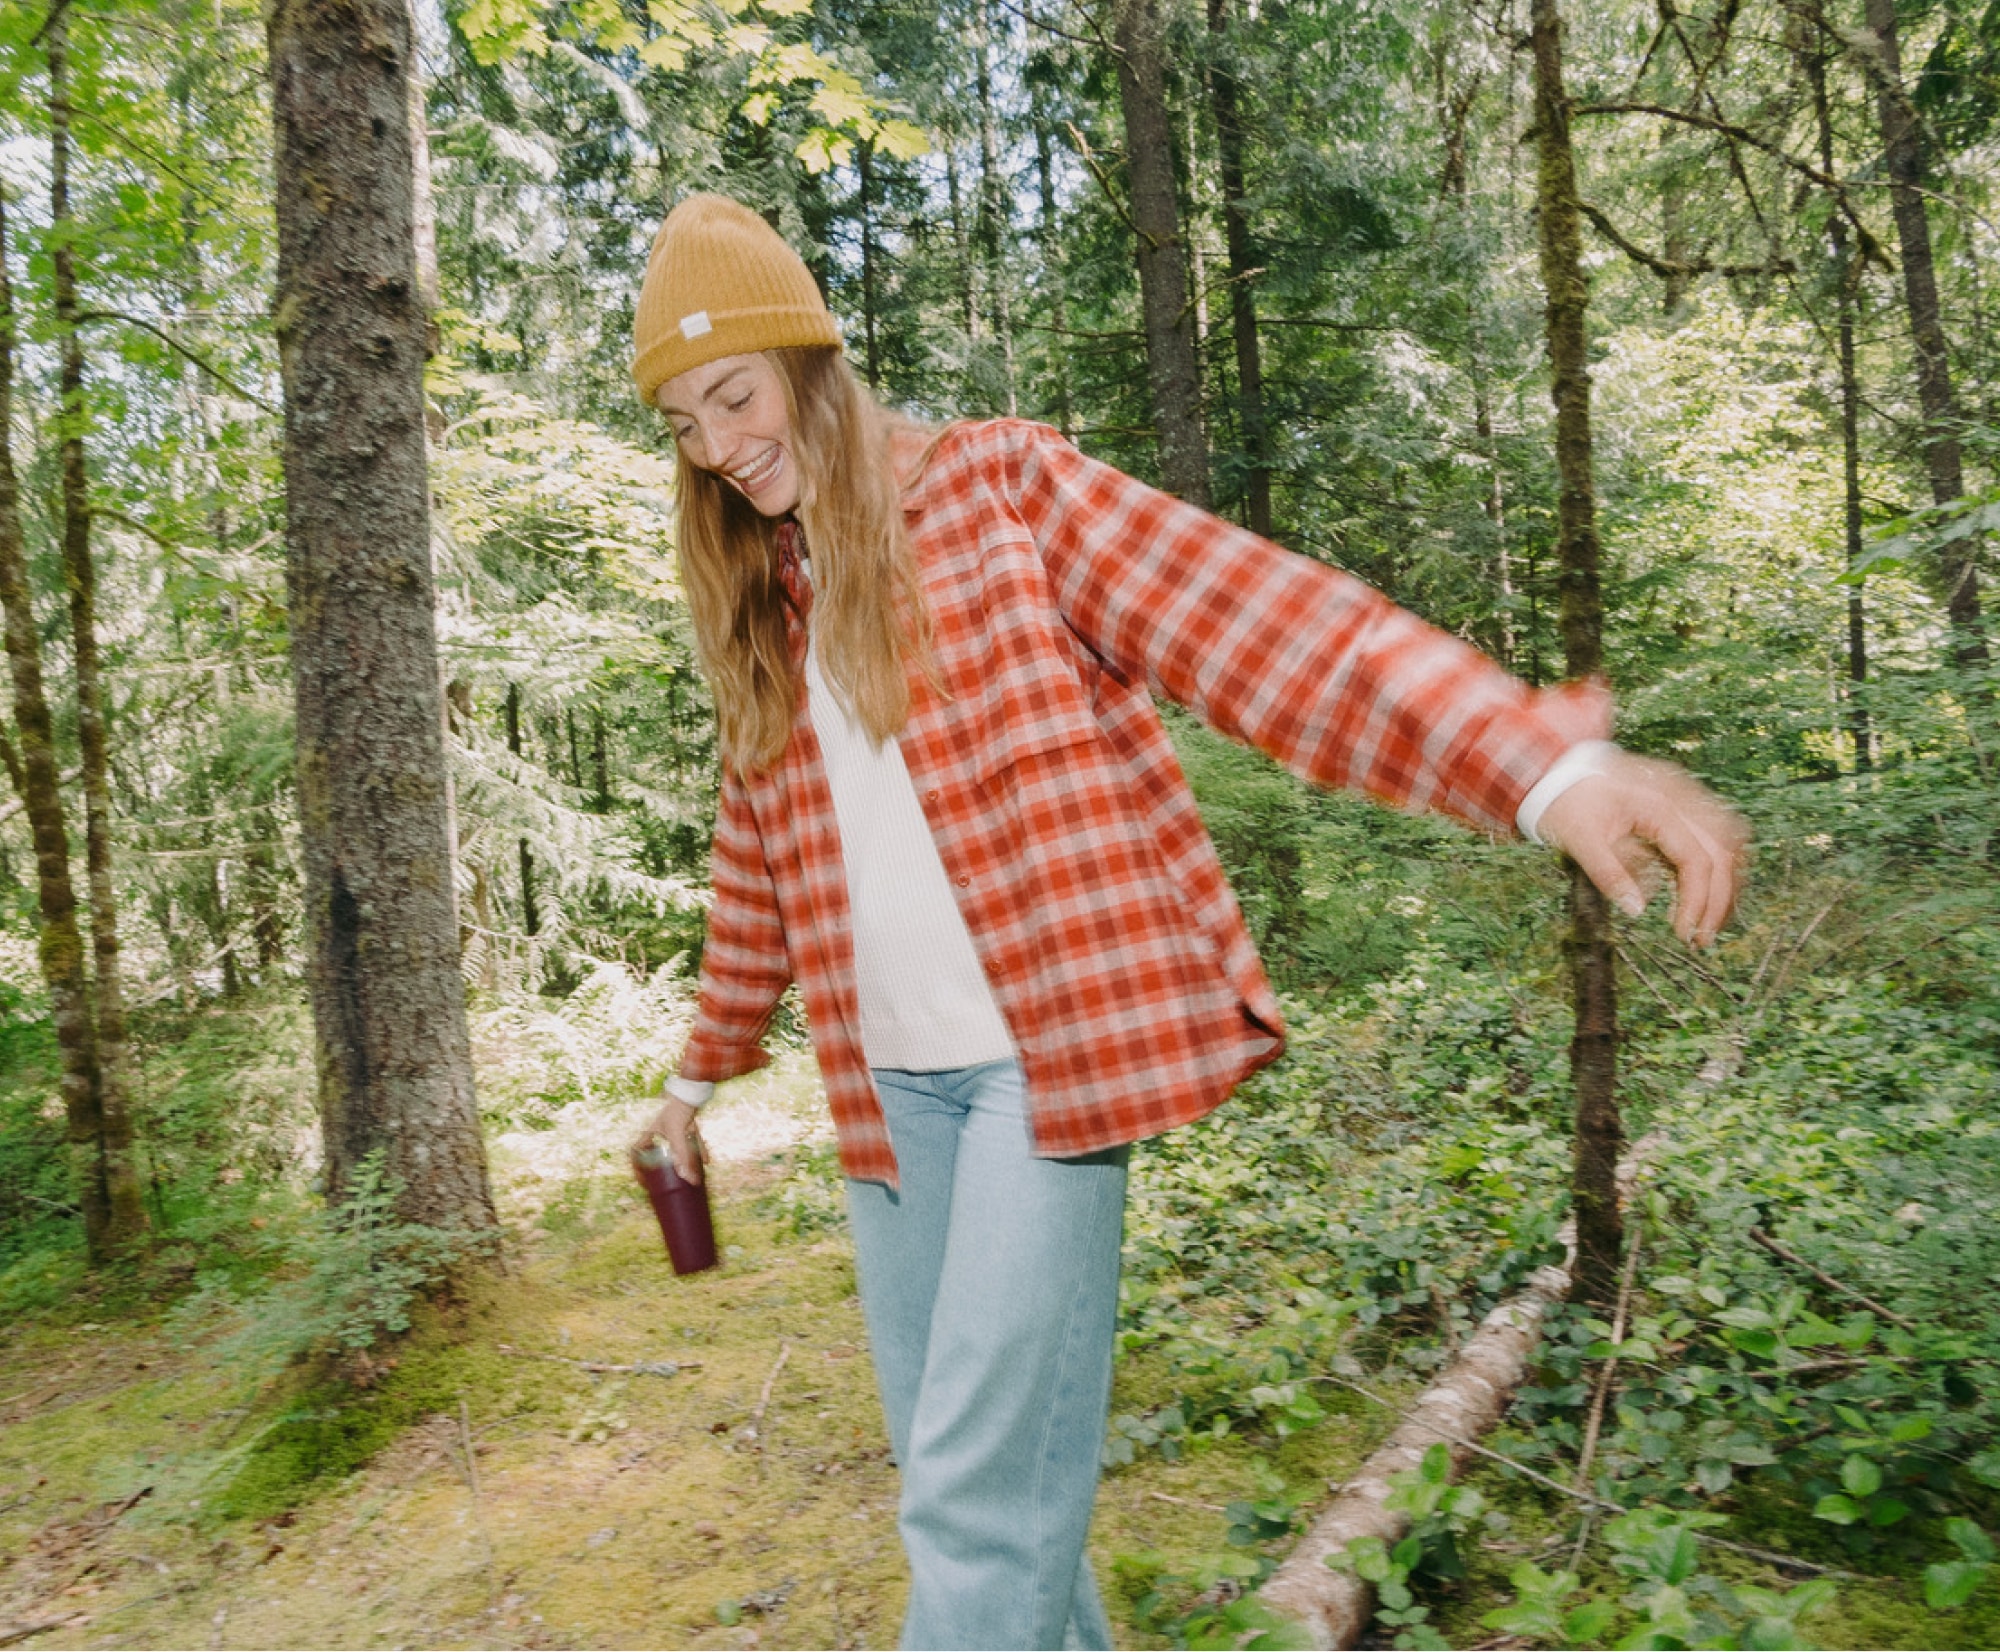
[734,449,781,488]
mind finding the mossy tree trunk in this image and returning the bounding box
[1207,0,1269,538]
[1858,0,1986,663]
[266,0,496,1234]
[48,2,148,1248]
[1529,0,1622,1307]
[1114,0,1211,508]
[0,192,116,1261]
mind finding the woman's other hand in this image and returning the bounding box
[635,1092,705,1185]
[1535,751,1748,948]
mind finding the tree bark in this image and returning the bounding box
[505,682,539,936]
[857,140,882,389]
[1859,0,1986,660]
[1801,23,1871,771]
[1113,0,1211,507]
[975,2,1018,415]
[1208,0,1270,537]
[1028,60,1075,440]
[267,0,496,1233]
[47,4,148,1248]
[1529,0,1622,1307]
[0,191,114,1260]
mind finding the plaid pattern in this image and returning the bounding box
[678,421,1605,1184]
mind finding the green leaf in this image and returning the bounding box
[1865,1497,1910,1527]
[1813,1493,1861,1526]
[1419,1441,1450,1483]
[1924,1559,1989,1610]
[1840,1454,1881,1497]
[1947,1518,1997,1565]
[714,1600,742,1625]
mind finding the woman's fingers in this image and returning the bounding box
[1536,756,1748,946]
[636,1095,706,1185]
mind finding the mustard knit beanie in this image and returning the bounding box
[631,194,843,403]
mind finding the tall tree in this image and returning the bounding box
[1799,15,1872,770]
[46,1,147,1248]
[1857,0,1986,659]
[1113,0,1211,506]
[0,192,120,1260]
[266,0,497,1232]
[1530,0,1622,1305]
[1208,0,1270,537]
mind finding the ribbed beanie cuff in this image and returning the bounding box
[632,195,842,402]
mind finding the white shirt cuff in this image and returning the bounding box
[1516,740,1619,845]
[664,1075,715,1109]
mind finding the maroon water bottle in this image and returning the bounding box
[631,1140,719,1275]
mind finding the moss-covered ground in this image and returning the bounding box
[0,1072,1388,1651]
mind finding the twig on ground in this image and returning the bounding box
[748,1341,792,1447]
[457,1396,500,1607]
[1570,1233,1644,1570]
[1147,1491,1228,1512]
[0,1616,88,1648]
[495,1343,699,1377]
[1746,1228,1916,1332]
[1315,1372,1851,1579]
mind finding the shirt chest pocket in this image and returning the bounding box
[933,534,1104,781]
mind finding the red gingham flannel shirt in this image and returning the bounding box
[677,420,1606,1185]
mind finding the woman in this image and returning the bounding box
[631,194,1742,1650]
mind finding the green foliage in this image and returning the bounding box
[1331,1445,1494,1648]
[170,1158,493,1380]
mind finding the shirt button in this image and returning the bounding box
[955,875,970,888]
[925,789,940,803]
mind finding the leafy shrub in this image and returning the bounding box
[170,1157,493,1379]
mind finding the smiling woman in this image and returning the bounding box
[620,193,1744,1652]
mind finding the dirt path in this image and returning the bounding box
[0,1078,1385,1650]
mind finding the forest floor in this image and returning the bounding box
[0,1066,1389,1652]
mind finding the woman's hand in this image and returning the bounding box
[634,1092,705,1185]
[1535,751,1749,948]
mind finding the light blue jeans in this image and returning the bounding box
[846,1060,1128,1651]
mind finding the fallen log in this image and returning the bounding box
[1259,1137,1663,1648]
[1257,1254,1571,1647]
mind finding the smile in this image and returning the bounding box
[729,448,784,491]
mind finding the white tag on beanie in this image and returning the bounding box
[679,310,712,340]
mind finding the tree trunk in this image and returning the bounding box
[48,5,148,1249]
[1529,0,1622,1308]
[975,4,1018,415]
[266,0,496,1233]
[1029,65,1075,440]
[1859,0,1986,660]
[591,706,611,813]
[1802,24,1871,771]
[1208,0,1270,537]
[945,140,979,342]
[505,682,539,936]
[857,140,882,389]
[0,191,115,1260]
[1114,0,1211,507]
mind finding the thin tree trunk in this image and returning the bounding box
[267,0,496,1233]
[945,141,979,342]
[1114,0,1211,506]
[1530,0,1622,1307]
[1858,0,1986,660]
[48,5,147,1248]
[505,682,539,937]
[591,706,611,813]
[857,140,881,389]
[1208,0,1270,536]
[1802,24,1872,771]
[0,191,113,1260]
[1029,70,1075,440]
[975,5,1018,414]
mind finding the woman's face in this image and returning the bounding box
[656,352,800,518]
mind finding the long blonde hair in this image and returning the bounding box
[673,347,934,771]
